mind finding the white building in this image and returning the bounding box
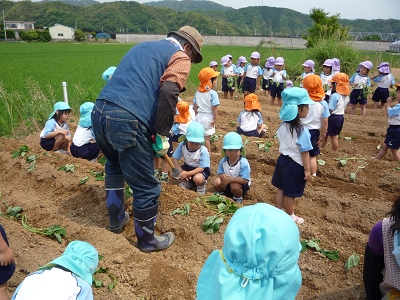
[5,21,35,30]
[49,24,75,41]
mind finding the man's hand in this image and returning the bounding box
[152,134,169,156]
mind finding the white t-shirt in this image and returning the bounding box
[72,125,95,147]
[243,64,262,79]
[329,93,349,115]
[238,111,263,132]
[301,100,330,130]
[193,90,220,114]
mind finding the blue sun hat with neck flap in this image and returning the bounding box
[48,101,71,120]
[102,66,117,82]
[79,102,95,128]
[197,203,302,300]
[279,87,314,122]
[39,241,99,285]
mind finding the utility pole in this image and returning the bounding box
[2,10,7,42]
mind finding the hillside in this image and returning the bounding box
[144,0,234,11]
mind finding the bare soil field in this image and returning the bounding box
[1,69,400,299]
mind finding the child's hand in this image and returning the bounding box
[60,129,69,136]
[304,170,312,181]
[180,171,190,180]
[0,246,14,266]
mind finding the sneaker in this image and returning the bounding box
[110,212,130,234]
[232,196,243,203]
[154,172,161,183]
[291,213,304,225]
[196,184,206,194]
[53,149,67,154]
[160,175,169,183]
[179,180,193,189]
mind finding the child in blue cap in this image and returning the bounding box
[271,87,314,224]
[172,122,210,194]
[197,203,302,299]
[70,102,101,161]
[212,132,251,203]
[12,241,98,300]
[39,101,72,154]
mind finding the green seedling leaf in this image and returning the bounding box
[26,155,37,173]
[350,173,356,181]
[98,156,107,166]
[320,249,340,261]
[202,215,224,234]
[79,177,89,185]
[94,280,103,288]
[344,136,352,140]
[170,203,191,216]
[21,214,66,243]
[58,164,75,173]
[340,159,347,166]
[90,170,105,181]
[394,167,400,171]
[344,253,360,270]
[377,144,381,150]
[229,120,236,127]
[307,240,321,251]
[317,159,326,166]
[124,186,132,199]
[257,143,265,150]
[12,145,29,159]
[300,240,308,253]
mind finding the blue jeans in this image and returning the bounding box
[92,100,160,211]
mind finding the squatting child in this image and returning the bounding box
[0,225,15,300]
[323,73,350,152]
[193,67,220,153]
[349,61,372,116]
[262,56,275,96]
[172,122,210,194]
[212,132,251,203]
[237,93,267,138]
[241,52,262,97]
[271,87,314,224]
[375,84,400,162]
[70,102,101,161]
[39,102,72,154]
[270,57,287,106]
[301,75,330,177]
[371,62,395,109]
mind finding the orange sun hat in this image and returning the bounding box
[329,73,350,95]
[175,101,191,124]
[244,93,261,111]
[302,74,325,101]
[198,67,220,92]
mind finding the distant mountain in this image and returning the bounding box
[143,0,234,12]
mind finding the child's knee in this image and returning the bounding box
[230,183,243,194]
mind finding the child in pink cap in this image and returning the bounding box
[371,62,395,109]
[349,61,373,116]
[262,56,275,96]
[235,56,248,94]
[299,59,315,87]
[270,57,288,106]
[241,51,263,97]
[220,55,238,99]
[320,59,334,102]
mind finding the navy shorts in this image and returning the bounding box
[237,126,260,137]
[270,82,284,98]
[271,154,306,198]
[385,125,400,149]
[372,87,389,103]
[327,114,344,136]
[222,77,235,92]
[223,183,250,198]
[237,77,242,89]
[70,142,100,161]
[324,94,330,103]
[40,137,56,151]
[182,164,210,180]
[309,129,321,157]
[242,77,257,93]
[0,225,15,285]
[349,89,367,105]
[262,79,272,90]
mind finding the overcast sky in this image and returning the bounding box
[132,0,399,20]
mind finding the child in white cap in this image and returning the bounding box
[70,102,101,161]
[12,241,99,299]
[241,52,262,97]
[172,122,210,194]
[39,101,72,154]
[299,59,315,87]
[270,57,287,106]
[349,61,373,116]
[271,87,314,224]
[212,132,251,203]
[262,56,275,96]
[220,55,238,99]
[197,203,302,299]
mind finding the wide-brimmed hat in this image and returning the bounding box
[275,57,285,66]
[244,93,261,111]
[209,61,218,67]
[48,101,71,120]
[265,56,275,68]
[302,75,325,101]
[40,241,98,285]
[329,72,350,95]
[279,88,314,121]
[175,101,191,124]
[302,59,315,71]
[378,66,390,74]
[285,80,293,88]
[226,54,232,59]
[198,67,220,92]
[79,102,95,128]
[332,58,340,71]
[378,62,390,68]
[102,66,117,82]
[167,26,203,64]
[236,56,247,67]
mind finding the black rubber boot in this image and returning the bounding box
[134,203,175,252]
[106,188,128,233]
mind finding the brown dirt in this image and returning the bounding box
[1,72,400,299]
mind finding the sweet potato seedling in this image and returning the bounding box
[300,239,340,261]
[12,145,29,159]
[58,164,75,173]
[21,214,66,243]
[170,203,191,216]
[0,195,23,221]
[344,253,360,271]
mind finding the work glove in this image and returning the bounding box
[152,134,169,156]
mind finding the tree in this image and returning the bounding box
[305,8,349,48]
[74,29,85,41]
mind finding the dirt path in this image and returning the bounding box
[1,84,400,299]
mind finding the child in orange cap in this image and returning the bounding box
[301,75,330,176]
[237,93,267,138]
[323,73,350,151]
[193,67,220,153]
